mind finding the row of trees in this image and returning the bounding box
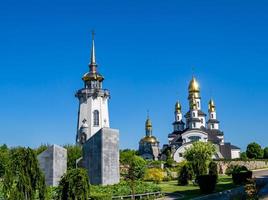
[242,142,268,159]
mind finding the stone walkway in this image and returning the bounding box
[157,192,183,200]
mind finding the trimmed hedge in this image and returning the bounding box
[232,171,252,185]
[197,175,217,194]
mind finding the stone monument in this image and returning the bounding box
[37,144,67,186]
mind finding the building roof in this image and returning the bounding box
[184,110,207,118]
[207,119,220,124]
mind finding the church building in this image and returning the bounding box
[139,116,160,160]
[162,77,240,162]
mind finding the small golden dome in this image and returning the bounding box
[82,72,104,82]
[140,136,158,144]
[188,77,200,93]
[175,101,181,113]
[208,99,216,112]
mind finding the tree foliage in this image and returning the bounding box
[3,147,46,200]
[120,149,139,164]
[57,168,90,200]
[0,144,9,178]
[178,163,193,186]
[144,168,164,184]
[240,152,248,160]
[183,141,216,177]
[208,161,218,180]
[263,147,268,159]
[63,144,82,170]
[246,142,263,159]
[35,144,49,155]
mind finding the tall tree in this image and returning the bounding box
[246,142,263,159]
[63,144,82,170]
[263,147,268,159]
[3,147,46,200]
[57,168,90,200]
[0,144,9,178]
[124,155,146,199]
[184,141,216,177]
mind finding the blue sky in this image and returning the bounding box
[1,0,268,151]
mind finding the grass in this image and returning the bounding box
[158,175,237,200]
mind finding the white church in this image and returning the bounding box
[161,77,241,162]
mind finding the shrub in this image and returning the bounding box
[183,142,216,177]
[246,142,263,159]
[232,171,252,185]
[57,168,90,200]
[144,168,164,184]
[231,165,252,185]
[263,147,268,159]
[90,193,112,200]
[208,161,218,180]
[197,175,217,194]
[240,152,248,160]
[178,163,193,186]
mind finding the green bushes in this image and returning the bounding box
[90,194,112,200]
[208,161,218,180]
[178,163,193,186]
[90,181,161,197]
[144,168,164,184]
[231,165,252,185]
[57,168,90,200]
[197,175,217,194]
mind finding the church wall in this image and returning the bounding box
[217,160,268,174]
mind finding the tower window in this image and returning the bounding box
[93,110,99,126]
[193,112,195,117]
[211,114,214,118]
[212,124,214,129]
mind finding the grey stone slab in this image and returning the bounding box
[37,144,67,186]
[82,128,119,185]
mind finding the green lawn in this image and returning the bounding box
[159,175,237,200]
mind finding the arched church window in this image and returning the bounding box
[188,136,201,142]
[93,110,99,126]
[80,133,87,144]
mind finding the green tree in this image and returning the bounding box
[184,141,216,177]
[3,147,46,200]
[246,142,263,159]
[0,144,9,177]
[165,150,174,168]
[35,144,49,155]
[208,161,218,180]
[120,149,138,164]
[124,155,146,199]
[240,152,248,160]
[178,163,193,186]
[263,147,268,159]
[63,144,82,170]
[57,168,90,200]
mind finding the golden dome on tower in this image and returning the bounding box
[175,101,181,113]
[140,135,158,144]
[208,99,216,112]
[188,77,200,93]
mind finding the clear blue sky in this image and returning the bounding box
[1,0,268,151]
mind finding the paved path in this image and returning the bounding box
[157,192,183,200]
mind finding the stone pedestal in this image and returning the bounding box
[37,144,67,186]
[82,128,119,185]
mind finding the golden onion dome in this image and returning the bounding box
[82,72,104,82]
[175,101,181,113]
[208,99,216,112]
[140,136,158,144]
[188,77,200,93]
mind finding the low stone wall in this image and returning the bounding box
[216,160,268,174]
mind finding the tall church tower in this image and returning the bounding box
[75,33,110,145]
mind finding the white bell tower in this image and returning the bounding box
[75,32,110,145]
